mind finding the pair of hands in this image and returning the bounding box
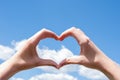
[13,27,103,71]
[1,27,120,80]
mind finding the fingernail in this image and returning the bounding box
[56,37,62,41]
[55,37,59,40]
[59,38,63,41]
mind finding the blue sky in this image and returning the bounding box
[0,0,120,80]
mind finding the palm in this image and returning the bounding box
[16,42,39,70]
[79,40,99,68]
[59,27,101,69]
[14,29,58,70]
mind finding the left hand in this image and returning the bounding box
[12,28,59,70]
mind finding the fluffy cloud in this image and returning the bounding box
[29,73,77,80]
[10,77,25,80]
[0,40,108,80]
[37,46,108,80]
[0,45,15,60]
[79,65,108,80]
[37,46,74,64]
[12,40,27,51]
[37,46,79,73]
[10,73,77,80]
[0,40,27,60]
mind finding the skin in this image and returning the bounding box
[0,27,120,80]
[59,27,120,80]
[0,29,59,80]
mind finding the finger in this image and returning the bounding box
[59,56,84,68]
[38,58,58,68]
[40,29,58,40]
[28,28,58,46]
[59,27,75,41]
[59,27,81,41]
[60,27,89,45]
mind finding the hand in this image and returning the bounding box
[58,27,106,69]
[1,28,120,80]
[14,28,59,70]
[0,29,59,80]
[58,27,120,80]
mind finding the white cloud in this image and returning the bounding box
[10,77,25,80]
[79,65,108,80]
[11,40,27,51]
[10,73,77,80]
[29,73,77,80]
[37,46,79,73]
[0,40,27,60]
[0,40,108,80]
[37,46,74,64]
[0,45,15,60]
[37,46,108,80]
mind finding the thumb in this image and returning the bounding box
[38,59,58,68]
[59,56,84,68]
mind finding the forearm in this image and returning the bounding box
[87,40,120,80]
[0,57,19,80]
[97,54,120,80]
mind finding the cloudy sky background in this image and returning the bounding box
[0,0,120,80]
[0,40,108,80]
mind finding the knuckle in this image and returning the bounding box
[65,58,71,63]
[41,28,48,32]
[79,37,90,45]
[71,27,77,30]
[71,27,77,31]
[27,40,34,46]
[69,27,77,34]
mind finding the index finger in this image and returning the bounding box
[59,27,89,45]
[28,28,58,46]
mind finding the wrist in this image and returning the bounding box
[96,54,120,80]
[0,56,20,80]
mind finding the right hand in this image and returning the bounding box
[58,27,106,69]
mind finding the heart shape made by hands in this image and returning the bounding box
[23,27,96,71]
[35,27,91,69]
[38,37,78,66]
